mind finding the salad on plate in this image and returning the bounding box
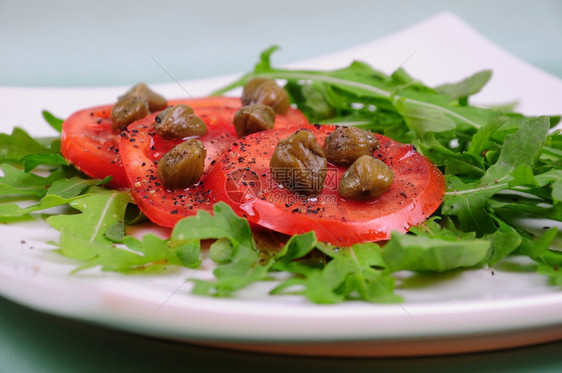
[0,46,560,305]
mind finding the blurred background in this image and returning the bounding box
[1,0,561,87]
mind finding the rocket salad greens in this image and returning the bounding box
[1,47,561,303]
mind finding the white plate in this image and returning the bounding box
[1,12,561,357]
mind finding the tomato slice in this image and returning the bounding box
[206,124,445,246]
[119,105,303,227]
[60,96,308,188]
[60,105,125,187]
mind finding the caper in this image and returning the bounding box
[157,138,206,189]
[270,130,327,196]
[242,78,290,115]
[338,155,394,201]
[323,126,379,168]
[119,82,167,112]
[154,104,207,139]
[233,105,275,137]
[111,95,149,132]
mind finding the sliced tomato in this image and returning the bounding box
[60,96,308,188]
[206,124,445,246]
[119,106,302,227]
[60,105,126,187]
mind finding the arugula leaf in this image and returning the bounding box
[271,239,397,304]
[48,187,132,249]
[516,228,561,266]
[442,116,550,234]
[0,127,59,163]
[0,164,71,197]
[20,153,67,172]
[0,194,84,217]
[319,243,396,303]
[489,196,562,221]
[173,203,268,296]
[47,188,200,273]
[74,234,200,273]
[270,232,323,275]
[285,81,336,122]
[208,238,234,264]
[274,231,318,264]
[466,116,508,157]
[42,110,64,133]
[393,96,457,136]
[481,218,522,265]
[419,133,485,177]
[0,169,103,217]
[173,202,253,247]
[382,231,490,272]
[435,70,492,101]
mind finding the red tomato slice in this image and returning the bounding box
[119,105,302,227]
[60,96,308,188]
[60,105,125,187]
[206,124,445,246]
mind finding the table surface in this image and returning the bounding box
[1,1,562,372]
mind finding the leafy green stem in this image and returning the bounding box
[445,181,509,196]
[216,70,483,129]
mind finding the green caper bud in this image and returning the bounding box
[323,126,379,168]
[338,155,394,201]
[233,105,275,138]
[242,78,290,115]
[270,130,327,196]
[111,96,149,132]
[154,104,207,139]
[119,82,167,112]
[157,138,206,189]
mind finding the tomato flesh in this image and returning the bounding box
[60,96,308,188]
[119,105,304,227]
[60,105,126,188]
[206,124,446,246]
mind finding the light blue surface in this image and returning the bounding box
[0,0,561,87]
[1,1,562,372]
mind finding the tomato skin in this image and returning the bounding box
[60,96,309,189]
[119,104,304,227]
[206,124,446,246]
[60,105,127,188]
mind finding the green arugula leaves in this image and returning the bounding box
[49,189,201,273]
[1,47,561,303]
[0,117,104,220]
[0,127,60,163]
